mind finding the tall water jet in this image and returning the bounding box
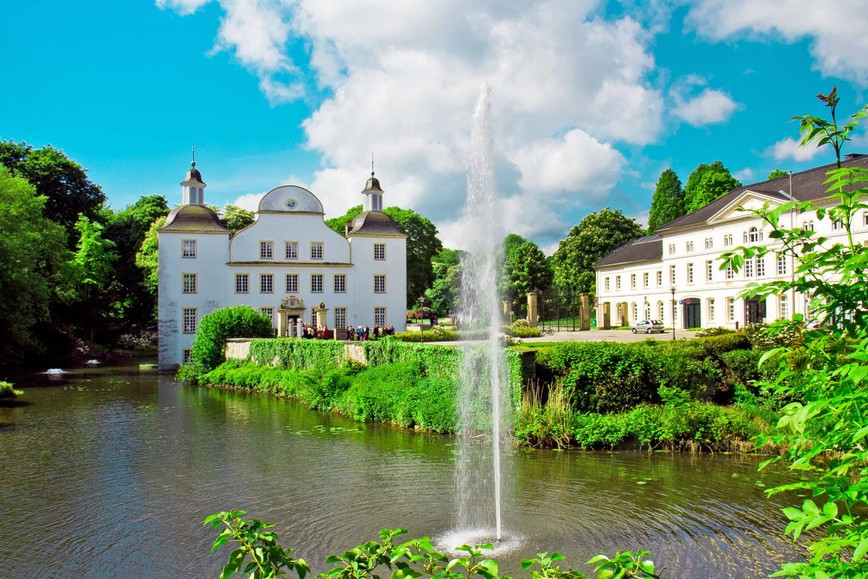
[452,83,510,544]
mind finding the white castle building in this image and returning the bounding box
[594,154,868,331]
[157,161,407,369]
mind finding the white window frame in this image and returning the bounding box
[334,274,346,293]
[777,253,787,275]
[756,256,765,277]
[235,273,249,294]
[182,307,197,334]
[260,240,274,260]
[643,272,649,288]
[687,263,694,284]
[727,298,735,321]
[630,273,636,289]
[605,277,610,291]
[335,307,347,329]
[260,273,274,294]
[311,273,324,293]
[374,243,386,261]
[708,298,715,321]
[286,273,298,293]
[182,349,192,364]
[182,273,197,294]
[285,241,299,260]
[669,265,676,285]
[706,260,713,282]
[260,307,274,325]
[311,241,324,260]
[374,307,386,327]
[182,239,197,258]
[374,274,386,294]
[656,271,662,287]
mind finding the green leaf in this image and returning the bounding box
[853,537,868,562]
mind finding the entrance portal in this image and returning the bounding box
[277,296,307,337]
[745,298,766,325]
[683,299,701,329]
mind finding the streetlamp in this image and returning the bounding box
[418,296,428,344]
[670,287,676,341]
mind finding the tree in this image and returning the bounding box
[222,204,256,236]
[647,169,685,233]
[0,140,106,242]
[425,248,462,316]
[503,240,551,315]
[683,161,741,213]
[66,215,118,343]
[136,216,166,297]
[767,168,788,180]
[0,167,69,364]
[327,204,443,306]
[191,306,274,372]
[551,208,644,299]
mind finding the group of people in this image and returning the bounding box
[345,325,396,341]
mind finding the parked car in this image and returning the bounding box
[632,319,664,334]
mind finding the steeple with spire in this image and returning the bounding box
[361,153,384,212]
[181,145,206,205]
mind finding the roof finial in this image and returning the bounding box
[371,152,375,177]
[192,141,196,168]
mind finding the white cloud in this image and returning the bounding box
[670,76,738,126]
[769,137,824,162]
[230,192,266,211]
[155,0,210,16]
[686,0,868,86]
[733,167,754,182]
[159,0,667,246]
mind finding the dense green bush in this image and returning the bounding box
[250,338,346,370]
[0,381,22,399]
[740,322,802,350]
[394,327,457,342]
[695,326,735,337]
[190,306,273,372]
[509,320,543,338]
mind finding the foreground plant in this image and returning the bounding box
[205,512,658,578]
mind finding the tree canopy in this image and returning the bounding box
[683,161,741,213]
[503,238,551,314]
[767,168,788,180]
[0,140,106,242]
[222,204,256,236]
[647,169,685,233]
[425,248,462,316]
[551,208,644,298]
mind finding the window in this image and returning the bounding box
[668,243,676,255]
[630,273,636,289]
[260,273,274,293]
[686,240,694,253]
[374,274,386,293]
[643,272,649,287]
[706,260,713,282]
[260,307,274,325]
[374,243,386,260]
[334,274,346,293]
[182,273,197,294]
[374,307,386,327]
[687,263,694,284]
[235,273,249,293]
[286,273,298,293]
[182,239,197,258]
[616,276,621,290]
[748,227,761,243]
[832,219,845,231]
[182,308,197,334]
[779,295,789,319]
[260,241,273,259]
[285,241,299,260]
[708,298,715,321]
[727,298,735,321]
[658,301,664,320]
[745,257,754,278]
[632,302,638,322]
[311,274,323,293]
[777,253,787,275]
[724,234,733,247]
[311,241,323,260]
[605,277,610,291]
[803,220,814,232]
[705,237,713,250]
[669,265,676,285]
[726,265,735,280]
[335,307,347,329]
[756,256,766,277]
[863,212,868,227]
[656,271,662,286]
[182,349,192,364]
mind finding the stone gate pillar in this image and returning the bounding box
[314,302,328,329]
[502,300,512,323]
[527,291,538,327]
[579,293,591,331]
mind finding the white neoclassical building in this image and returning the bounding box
[595,154,868,331]
[157,161,407,369]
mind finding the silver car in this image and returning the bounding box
[632,319,664,334]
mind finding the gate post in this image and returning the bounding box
[527,292,538,327]
[579,293,591,331]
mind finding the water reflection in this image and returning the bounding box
[0,365,803,576]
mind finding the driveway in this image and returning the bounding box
[519,328,697,344]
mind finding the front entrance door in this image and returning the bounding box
[745,299,766,324]
[683,299,701,329]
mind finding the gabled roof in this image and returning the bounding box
[595,234,662,268]
[656,153,868,233]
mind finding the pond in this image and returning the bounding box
[0,364,803,577]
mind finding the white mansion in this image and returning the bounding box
[595,154,868,331]
[157,161,407,369]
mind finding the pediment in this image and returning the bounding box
[707,190,786,225]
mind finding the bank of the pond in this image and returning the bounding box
[181,335,778,451]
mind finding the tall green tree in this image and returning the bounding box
[327,205,443,306]
[136,216,166,298]
[552,208,644,299]
[503,240,551,315]
[222,204,256,236]
[66,215,118,343]
[647,169,685,233]
[0,167,69,364]
[425,248,462,316]
[0,140,106,242]
[683,161,741,213]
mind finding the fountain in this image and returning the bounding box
[442,83,516,551]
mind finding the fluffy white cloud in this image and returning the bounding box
[733,167,754,182]
[230,192,266,212]
[159,0,667,248]
[769,137,824,162]
[670,76,738,126]
[686,0,868,86]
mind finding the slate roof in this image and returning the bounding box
[346,211,403,236]
[655,153,868,233]
[595,234,662,268]
[161,204,228,233]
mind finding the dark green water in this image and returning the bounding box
[0,364,802,577]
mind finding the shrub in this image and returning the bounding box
[394,327,457,342]
[509,320,543,338]
[190,306,274,372]
[740,322,802,350]
[0,381,22,399]
[695,326,734,338]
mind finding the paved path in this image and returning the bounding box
[520,328,697,343]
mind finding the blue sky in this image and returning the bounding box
[3,0,867,252]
